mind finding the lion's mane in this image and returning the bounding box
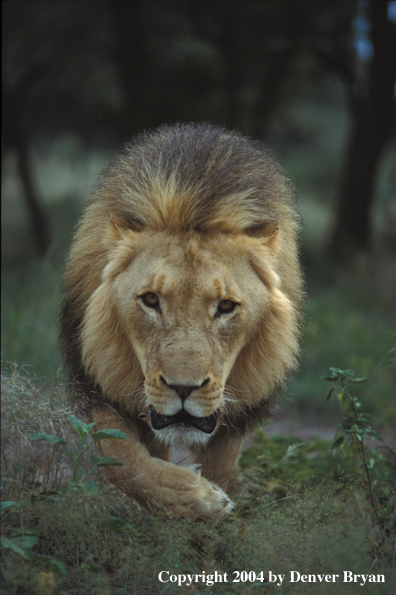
[60,123,303,434]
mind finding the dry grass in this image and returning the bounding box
[1,365,395,594]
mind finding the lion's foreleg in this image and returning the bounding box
[91,406,234,517]
[195,434,244,496]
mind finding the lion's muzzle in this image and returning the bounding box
[148,405,218,434]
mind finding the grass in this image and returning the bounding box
[293,284,396,429]
[1,195,82,380]
[1,258,63,380]
[1,365,395,594]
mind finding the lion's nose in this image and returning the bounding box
[160,376,210,402]
[170,385,195,400]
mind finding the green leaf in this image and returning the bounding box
[97,516,138,535]
[31,489,62,504]
[92,429,128,441]
[329,367,343,375]
[90,455,123,466]
[1,500,20,513]
[350,377,368,384]
[1,535,38,560]
[49,559,67,577]
[367,430,384,441]
[285,443,302,456]
[342,369,355,379]
[357,414,372,422]
[81,480,99,496]
[29,432,67,445]
[12,528,37,536]
[67,479,99,495]
[66,414,94,439]
[330,436,344,449]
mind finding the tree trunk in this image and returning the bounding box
[329,1,396,260]
[14,138,51,257]
[3,76,51,257]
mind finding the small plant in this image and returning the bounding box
[1,414,138,594]
[29,413,128,495]
[323,367,394,525]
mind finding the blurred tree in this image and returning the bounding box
[3,70,51,256]
[3,0,394,261]
[329,0,396,259]
[184,0,304,136]
[2,1,121,255]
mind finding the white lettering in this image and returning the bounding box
[158,570,231,586]
[343,571,384,586]
[158,571,169,583]
[268,571,284,585]
[290,571,301,582]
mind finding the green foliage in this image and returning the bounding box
[324,367,396,532]
[242,432,346,491]
[294,289,396,427]
[28,414,128,492]
[1,369,395,594]
[1,534,38,561]
[92,429,129,441]
[1,408,138,594]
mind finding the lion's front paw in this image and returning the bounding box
[208,481,235,515]
[174,478,235,517]
[145,461,235,517]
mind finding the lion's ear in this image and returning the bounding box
[247,220,281,253]
[107,213,142,246]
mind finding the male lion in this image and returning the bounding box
[60,123,303,517]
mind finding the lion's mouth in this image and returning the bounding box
[148,405,218,434]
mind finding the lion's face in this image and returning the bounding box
[89,229,269,447]
[81,224,297,449]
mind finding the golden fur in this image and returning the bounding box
[60,123,303,516]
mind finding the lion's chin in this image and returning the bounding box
[151,424,213,449]
[148,406,218,449]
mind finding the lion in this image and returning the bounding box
[60,123,303,517]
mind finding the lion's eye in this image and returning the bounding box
[217,299,237,315]
[141,292,160,309]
